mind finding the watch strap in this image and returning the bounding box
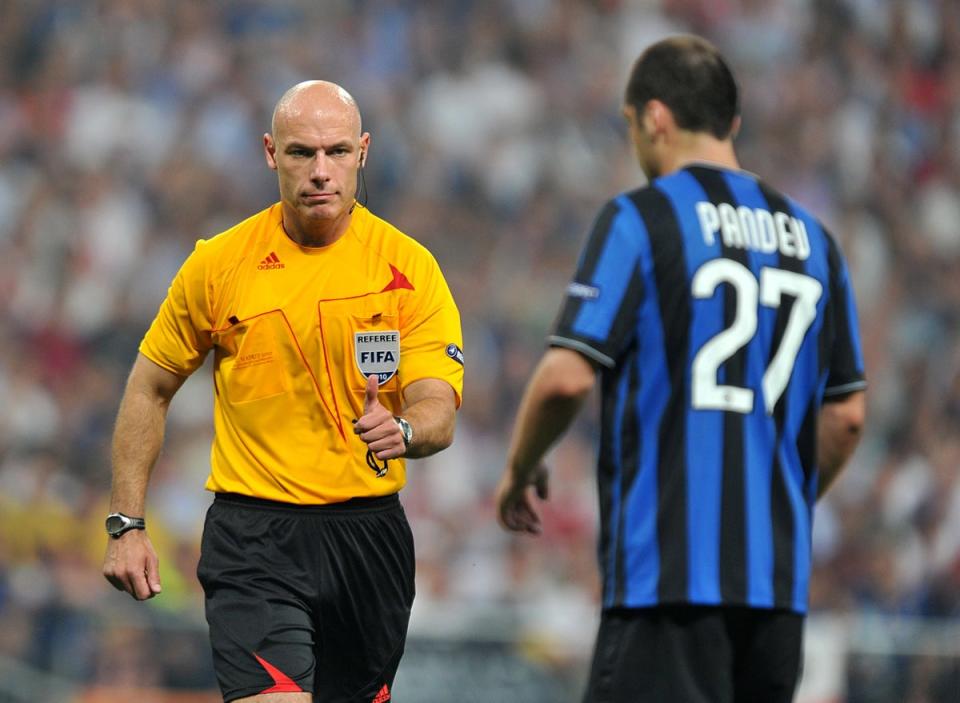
[106,512,146,538]
[394,416,413,449]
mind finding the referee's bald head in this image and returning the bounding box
[270,81,363,140]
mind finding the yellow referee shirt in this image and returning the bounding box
[140,204,464,504]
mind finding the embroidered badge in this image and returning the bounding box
[355,330,400,384]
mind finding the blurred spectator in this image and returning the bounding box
[1,0,959,698]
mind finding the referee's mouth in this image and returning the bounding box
[303,192,337,203]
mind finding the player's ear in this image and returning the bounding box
[729,115,742,140]
[644,100,668,137]
[264,133,278,171]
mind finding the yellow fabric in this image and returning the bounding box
[140,204,463,504]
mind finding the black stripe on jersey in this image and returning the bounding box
[627,187,690,603]
[823,233,860,394]
[797,397,818,490]
[614,355,642,604]
[553,200,621,334]
[689,167,749,604]
[819,237,839,392]
[597,369,619,593]
[758,182,802,608]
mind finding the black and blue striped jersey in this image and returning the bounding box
[550,164,866,614]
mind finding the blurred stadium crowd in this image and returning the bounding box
[1,0,959,700]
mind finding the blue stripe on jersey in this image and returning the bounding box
[604,367,628,605]
[722,171,779,607]
[656,171,723,605]
[784,205,831,611]
[615,194,665,607]
[571,208,638,342]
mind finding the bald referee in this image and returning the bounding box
[103,81,463,702]
[497,36,865,703]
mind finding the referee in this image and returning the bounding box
[103,81,463,703]
[497,36,865,703]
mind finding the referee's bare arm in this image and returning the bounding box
[103,353,186,600]
[496,348,597,534]
[816,390,866,499]
[355,375,458,460]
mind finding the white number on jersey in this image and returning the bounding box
[691,260,823,415]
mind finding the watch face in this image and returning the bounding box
[105,514,127,535]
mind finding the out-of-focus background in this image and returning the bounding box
[1,1,958,701]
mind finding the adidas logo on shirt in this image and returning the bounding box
[258,252,285,270]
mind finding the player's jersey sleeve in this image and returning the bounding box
[548,199,645,367]
[823,238,867,398]
[399,251,464,407]
[139,241,214,376]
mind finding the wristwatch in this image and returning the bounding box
[105,512,146,539]
[394,416,414,450]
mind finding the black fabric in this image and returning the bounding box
[197,492,415,703]
[583,605,804,703]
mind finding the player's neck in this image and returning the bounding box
[662,132,740,176]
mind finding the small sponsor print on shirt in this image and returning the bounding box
[235,350,274,370]
[567,282,600,300]
[445,343,464,366]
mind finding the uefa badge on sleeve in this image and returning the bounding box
[355,330,400,384]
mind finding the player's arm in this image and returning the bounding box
[103,353,187,600]
[816,390,865,499]
[496,347,597,534]
[355,376,457,460]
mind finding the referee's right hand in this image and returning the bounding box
[103,530,163,601]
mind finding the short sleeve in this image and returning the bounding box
[823,242,866,398]
[548,199,644,367]
[398,252,464,407]
[139,241,214,376]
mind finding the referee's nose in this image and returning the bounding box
[309,153,333,185]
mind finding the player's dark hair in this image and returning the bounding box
[625,35,739,139]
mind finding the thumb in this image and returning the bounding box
[364,374,379,412]
[146,552,162,595]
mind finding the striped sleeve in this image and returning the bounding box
[548,199,645,367]
[823,235,867,398]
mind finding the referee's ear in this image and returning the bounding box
[264,133,279,171]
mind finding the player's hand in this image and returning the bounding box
[354,374,406,460]
[496,465,549,535]
[103,530,162,601]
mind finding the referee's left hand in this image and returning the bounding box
[354,374,406,460]
[496,465,549,535]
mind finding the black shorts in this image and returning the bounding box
[583,605,804,703]
[197,492,415,703]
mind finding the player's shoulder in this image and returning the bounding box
[773,188,843,254]
[598,181,675,228]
